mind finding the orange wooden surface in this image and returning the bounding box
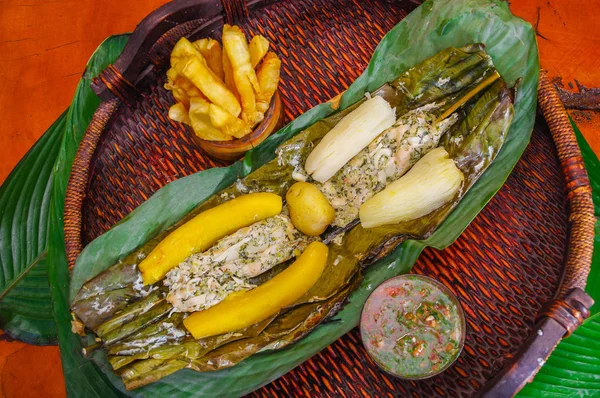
[0,0,598,397]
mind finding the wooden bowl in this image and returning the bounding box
[191,91,284,161]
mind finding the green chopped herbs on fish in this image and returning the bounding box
[315,104,459,226]
[164,214,313,312]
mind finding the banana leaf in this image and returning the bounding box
[47,0,543,396]
[0,110,68,344]
[70,43,510,386]
[47,35,135,398]
[118,275,361,390]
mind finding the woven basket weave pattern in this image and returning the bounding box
[538,71,595,296]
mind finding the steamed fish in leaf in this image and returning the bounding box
[70,44,515,390]
[316,103,460,226]
[192,274,361,373]
[119,274,361,390]
[279,44,496,188]
[139,192,283,285]
[343,79,514,260]
[165,214,312,312]
[308,52,500,227]
[89,213,319,343]
[183,241,329,340]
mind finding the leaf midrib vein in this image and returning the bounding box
[0,249,47,301]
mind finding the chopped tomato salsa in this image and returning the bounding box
[360,274,465,379]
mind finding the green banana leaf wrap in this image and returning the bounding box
[58,1,539,396]
[70,43,517,390]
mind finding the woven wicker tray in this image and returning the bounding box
[63,0,595,396]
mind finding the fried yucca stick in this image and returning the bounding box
[193,38,224,81]
[222,49,240,101]
[222,25,263,126]
[166,68,194,107]
[168,103,190,125]
[256,52,281,113]
[249,35,270,68]
[189,97,231,141]
[171,37,241,117]
[209,103,252,139]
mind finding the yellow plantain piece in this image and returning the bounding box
[183,241,329,339]
[249,35,270,68]
[222,25,263,126]
[256,52,281,113]
[193,38,224,81]
[138,193,283,285]
[171,37,241,117]
[208,103,252,139]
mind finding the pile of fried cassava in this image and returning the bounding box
[71,44,515,389]
[166,25,281,141]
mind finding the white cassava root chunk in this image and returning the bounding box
[359,147,464,228]
[304,96,395,183]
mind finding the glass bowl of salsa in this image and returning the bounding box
[360,274,466,379]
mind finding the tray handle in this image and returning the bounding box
[481,71,596,397]
[481,288,593,397]
[91,0,249,102]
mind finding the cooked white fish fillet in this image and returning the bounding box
[313,104,458,227]
[164,214,311,312]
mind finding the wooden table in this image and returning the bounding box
[0,0,598,396]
